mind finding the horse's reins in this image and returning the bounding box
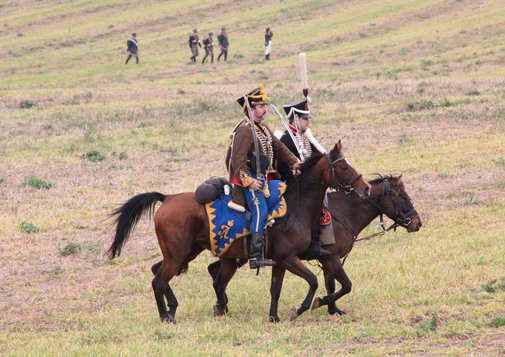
[332,178,414,265]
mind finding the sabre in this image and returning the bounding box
[243,95,264,180]
[270,104,305,161]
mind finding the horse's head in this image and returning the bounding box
[326,141,371,197]
[376,175,422,232]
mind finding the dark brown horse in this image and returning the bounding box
[207,175,422,318]
[310,174,422,315]
[107,141,370,323]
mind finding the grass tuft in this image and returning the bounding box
[59,242,81,256]
[488,317,505,327]
[19,100,37,108]
[19,221,40,234]
[23,176,53,189]
[82,150,106,162]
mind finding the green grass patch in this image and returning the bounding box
[488,317,505,327]
[59,242,82,256]
[19,221,40,234]
[23,176,53,189]
[81,150,106,162]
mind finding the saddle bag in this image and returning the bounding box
[195,177,231,204]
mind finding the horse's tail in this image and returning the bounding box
[107,192,165,259]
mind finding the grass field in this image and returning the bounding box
[1,0,504,355]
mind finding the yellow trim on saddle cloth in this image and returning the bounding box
[206,201,250,257]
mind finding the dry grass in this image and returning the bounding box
[1,0,505,355]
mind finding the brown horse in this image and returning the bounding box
[107,141,370,323]
[207,175,422,318]
[310,174,422,315]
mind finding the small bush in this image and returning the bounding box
[420,100,435,110]
[0,176,4,184]
[23,176,53,189]
[19,100,37,109]
[60,242,81,256]
[488,317,505,327]
[118,151,128,160]
[82,150,105,162]
[466,90,480,96]
[20,221,40,234]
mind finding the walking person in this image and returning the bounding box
[188,28,202,63]
[125,32,139,64]
[202,32,214,64]
[264,27,273,60]
[217,27,229,62]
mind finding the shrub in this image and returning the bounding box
[60,242,81,256]
[488,317,505,327]
[466,90,480,96]
[82,150,105,162]
[20,221,40,233]
[19,100,37,108]
[23,176,53,189]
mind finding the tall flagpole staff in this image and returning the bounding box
[299,52,327,154]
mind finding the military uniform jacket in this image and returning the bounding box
[217,34,229,49]
[226,117,298,187]
[127,39,138,54]
[278,127,318,184]
[188,35,201,47]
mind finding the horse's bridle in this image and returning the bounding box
[324,153,363,194]
[365,178,415,230]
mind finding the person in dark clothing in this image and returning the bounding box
[202,32,214,64]
[217,27,229,62]
[125,33,139,64]
[264,27,273,60]
[188,28,202,63]
[277,99,332,259]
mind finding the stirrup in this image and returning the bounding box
[249,258,276,269]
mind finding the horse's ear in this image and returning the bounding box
[330,140,342,160]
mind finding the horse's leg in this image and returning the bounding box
[212,258,238,316]
[312,259,350,315]
[281,256,319,321]
[152,254,187,323]
[310,258,339,315]
[268,264,286,323]
[207,261,228,309]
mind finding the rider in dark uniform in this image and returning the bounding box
[277,99,332,259]
[226,85,300,269]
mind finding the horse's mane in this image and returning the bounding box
[368,174,397,185]
[299,152,324,172]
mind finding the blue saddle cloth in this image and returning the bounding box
[205,180,287,257]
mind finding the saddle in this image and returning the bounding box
[204,181,287,257]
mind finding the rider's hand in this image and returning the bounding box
[292,160,302,176]
[249,179,263,191]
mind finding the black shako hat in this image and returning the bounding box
[283,99,313,119]
[236,84,270,111]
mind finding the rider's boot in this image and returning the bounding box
[249,233,275,269]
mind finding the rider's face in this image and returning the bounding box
[251,104,267,122]
[299,117,310,133]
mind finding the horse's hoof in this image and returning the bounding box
[162,315,176,324]
[269,316,280,323]
[311,297,322,310]
[329,308,346,316]
[213,304,228,317]
[289,307,298,321]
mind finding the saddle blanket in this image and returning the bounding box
[205,180,287,257]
